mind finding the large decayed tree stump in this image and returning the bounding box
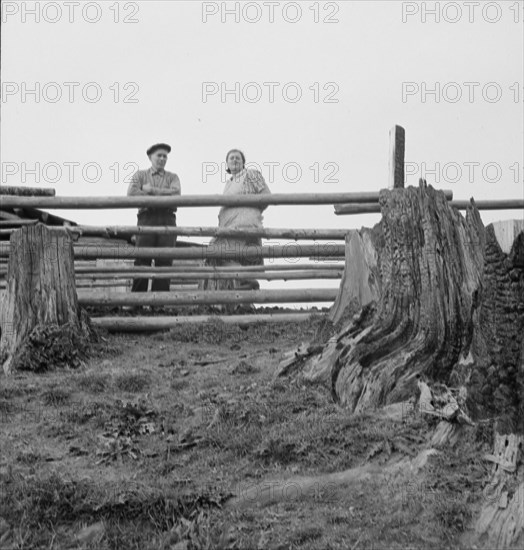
[302,185,523,427]
[309,183,486,410]
[0,224,92,374]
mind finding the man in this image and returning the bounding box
[127,143,181,292]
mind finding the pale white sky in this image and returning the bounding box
[1,1,523,300]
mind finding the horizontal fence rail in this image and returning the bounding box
[335,199,524,215]
[77,288,339,306]
[0,225,352,240]
[0,271,342,283]
[0,219,39,226]
[0,244,346,261]
[0,186,56,196]
[73,270,343,281]
[0,190,454,210]
[73,263,344,273]
[0,264,345,277]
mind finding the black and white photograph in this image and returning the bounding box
[0,1,523,548]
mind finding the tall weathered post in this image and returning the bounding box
[388,124,405,189]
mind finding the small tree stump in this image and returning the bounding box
[0,224,92,374]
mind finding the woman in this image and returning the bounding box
[203,149,271,296]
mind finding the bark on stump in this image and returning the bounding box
[0,224,92,374]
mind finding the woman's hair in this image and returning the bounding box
[225,149,246,174]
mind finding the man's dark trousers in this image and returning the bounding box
[131,209,177,292]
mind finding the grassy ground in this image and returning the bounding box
[0,318,493,549]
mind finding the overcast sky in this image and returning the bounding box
[1,1,523,299]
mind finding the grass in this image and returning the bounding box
[114,373,152,393]
[289,526,324,546]
[15,450,43,465]
[0,398,13,418]
[0,322,494,549]
[0,472,228,550]
[76,372,111,393]
[171,378,190,391]
[155,316,328,346]
[61,399,113,427]
[41,387,72,406]
[420,435,491,540]
[197,379,432,475]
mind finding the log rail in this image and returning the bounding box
[0,225,352,240]
[335,199,524,215]
[0,190,454,210]
[0,243,345,260]
[77,288,339,307]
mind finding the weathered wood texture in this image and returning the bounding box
[15,225,350,240]
[301,182,489,411]
[335,199,524,215]
[0,263,342,277]
[295,185,524,425]
[73,263,343,274]
[0,243,346,261]
[473,432,524,548]
[0,186,56,196]
[463,219,524,434]
[0,219,39,226]
[0,225,91,373]
[73,270,342,281]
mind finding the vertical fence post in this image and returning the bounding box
[388,125,406,189]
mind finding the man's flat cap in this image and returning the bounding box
[147,143,172,156]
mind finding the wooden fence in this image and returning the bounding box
[1,125,522,331]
